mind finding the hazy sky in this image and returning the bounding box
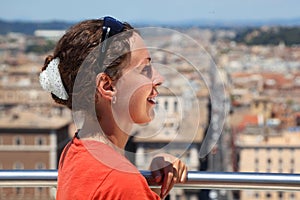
[1,0,299,23]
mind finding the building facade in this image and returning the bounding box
[236,128,300,200]
[0,125,70,200]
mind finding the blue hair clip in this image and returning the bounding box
[96,16,125,73]
[101,16,124,52]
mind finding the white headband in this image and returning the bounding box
[39,58,69,100]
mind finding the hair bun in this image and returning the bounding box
[42,55,55,71]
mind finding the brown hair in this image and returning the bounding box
[42,19,134,110]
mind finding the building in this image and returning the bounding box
[230,71,300,200]
[0,61,72,199]
[0,112,71,200]
[34,30,65,41]
[236,128,300,200]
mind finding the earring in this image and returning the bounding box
[112,96,117,104]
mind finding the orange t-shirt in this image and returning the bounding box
[56,136,160,200]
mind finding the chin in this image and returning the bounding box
[131,108,155,124]
[133,114,154,124]
[134,117,152,124]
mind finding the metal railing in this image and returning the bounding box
[1,170,300,191]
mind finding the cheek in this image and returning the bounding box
[128,85,152,122]
[129,85,151,108]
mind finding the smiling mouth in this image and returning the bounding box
[147,97,157,104]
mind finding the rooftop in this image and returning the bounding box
[0,106,72,130]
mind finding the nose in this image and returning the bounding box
[152,67,164,86]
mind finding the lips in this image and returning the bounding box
[147,96,157,104]
[147,86,159,105]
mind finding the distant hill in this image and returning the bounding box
[0,18,300,35]
[234,26,300,46]
[0,20,74,35]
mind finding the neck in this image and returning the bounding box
[99,114,132,150]
[79,112,132,152]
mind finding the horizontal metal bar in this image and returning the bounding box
[0,170,57,187]
[1,170,300,191]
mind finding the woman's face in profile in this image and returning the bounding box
[112,33,164,126]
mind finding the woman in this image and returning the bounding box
[40,16,187,199]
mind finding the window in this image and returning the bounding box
[278,192,283,200]
[35,187,44,196]
[174,101,178,112]
[14,136,24,145]
[255,158,259,172]
[35,162,46,170]
[278,158,283,173]
[35,136,46,145]
[254,148,259,172]
[13,161,24,170]
[164,100,169,110]
[267,158,272,172]
[164,122,175,128]
[290,193,295,200]
[15,187,24,196]
[266,192,271,198]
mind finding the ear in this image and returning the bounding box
[95,73,116,101]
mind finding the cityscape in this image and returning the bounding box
[0,19,300,200]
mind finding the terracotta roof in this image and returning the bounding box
[231,72,295,89]
[238,114,259,130]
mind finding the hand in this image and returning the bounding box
[149,153,188,199]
